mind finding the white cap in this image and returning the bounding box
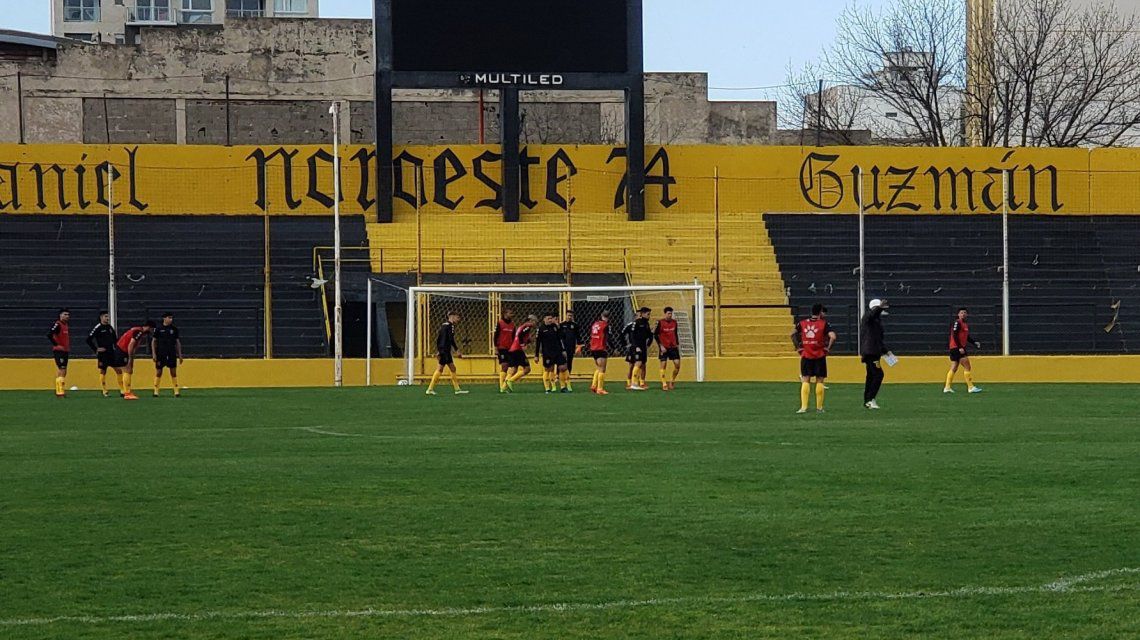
[869,299,883,310]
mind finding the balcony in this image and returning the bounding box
[226,9,265,18]
[126,6,177,25]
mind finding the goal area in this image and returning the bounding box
[377,284,705,385]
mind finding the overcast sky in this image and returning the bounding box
[2,0,885,100]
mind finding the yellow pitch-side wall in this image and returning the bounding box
[3,356,1139,390]
[2,144,1138,217]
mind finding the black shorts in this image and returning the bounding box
[564,352,575,372]
[155,353,179,370]
[949,349,969,362]
[590,350,608,360]
[507,350,529,369]
[659,347,681,362]
[97,351,118,370]
[52,351,69,369]
[860,354,881,364]
[626,349,648,365]
[800,357,828,379]
[108,347,130,369]
[496,349,511,365]
[437,351,454,366]
[542,353,567,369]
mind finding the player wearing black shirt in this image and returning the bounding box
[536,314,569,394]
[151,312,183,397]
[426,311,468,396]
[87,310,126,397]
[559,310,582,391]
[621,307,653,391]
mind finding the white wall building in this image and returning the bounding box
[51,0,319,44]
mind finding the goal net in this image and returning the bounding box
[393,284,705,384]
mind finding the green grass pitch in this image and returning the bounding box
[1,382,1137,639]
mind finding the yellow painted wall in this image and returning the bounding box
[4,356,1138,390]
[0,143,1133,217]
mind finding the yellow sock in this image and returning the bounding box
[944,370,956,390]
[626,372,633,388]
[99,372,107,393]
[55,377,64,395]
[509,368,526,383]
[124,373,132,393]
[428,370,441,391]
[597,372,606,391]
[118,373,127,394]
[498,370,507,390]
[800,382,810,411]
[154,376,161,394]
[672,368,680,384]
[172,377,180,394]
[659,368,668,388]
[560,370,570,390]
[449,370,461,391]
[816,383,826,410]
[964,371,975,389]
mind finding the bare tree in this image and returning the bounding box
[792,0,1140,147]
[980,0,1140,147]
[778,61,871,145]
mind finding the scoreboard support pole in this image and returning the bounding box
[500,88,521,223]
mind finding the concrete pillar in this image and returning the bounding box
[175,98,187,144]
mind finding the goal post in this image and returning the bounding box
[369,283,705,385]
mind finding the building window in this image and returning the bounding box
[64,32,97,42]
[63,0,100,22]
[226,0,263,18]
[885,112,899,119]
[114,33,126,44]
[274,0,307,15]
[181,0,214,23]
[132,0,172,22]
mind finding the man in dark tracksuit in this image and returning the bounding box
[860,298,890,409]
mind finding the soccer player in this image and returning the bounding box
[505,315,538,391]
[588,310,611,395]
[116,319,156,401]
[536,314,569,394]
[47,308,71,398]
[654,306,681,390]
[86,310,126,397]
[945,307,983,394]
[860,299,890,409]
[493,309,516,393]
[426,311,467,396]
[559,310,582,391]
[622,307,653,391]
[792,303,836,414]
[151,312,183,397]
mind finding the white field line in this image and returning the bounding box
[1,569,1136,628]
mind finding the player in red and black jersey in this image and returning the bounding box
[47,308,71,398]
[588,311,611,395]
[792,303,837,413]
[944,307,983,394]
[654,306,681,391]
[493,309,516,393]
[115,319,156,401]
[504,315,537,392]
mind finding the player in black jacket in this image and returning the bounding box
[426,311,468,396]
[536,314,570,393]
[621,307,653,391]
[558,311,582,390]
[86,310,126,398]
[859,299,890,409]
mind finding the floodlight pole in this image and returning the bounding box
[1002,169,1011,355]
[107,163,117,331]
[856,167,866,346]
[366,279,373,386]
[331,102,344,387]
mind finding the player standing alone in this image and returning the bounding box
[559,310,581,392]
[792,303,836,414]
[151,312,183,397]
[116,320,156,401]
[493,309,516,393]
[589,310,611,395]
[426,311,468,396]
[654,306,681,390]
[47,308,71,398]
[86,310,125,397]
[536,314,569,394]
[944,307,983,394]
